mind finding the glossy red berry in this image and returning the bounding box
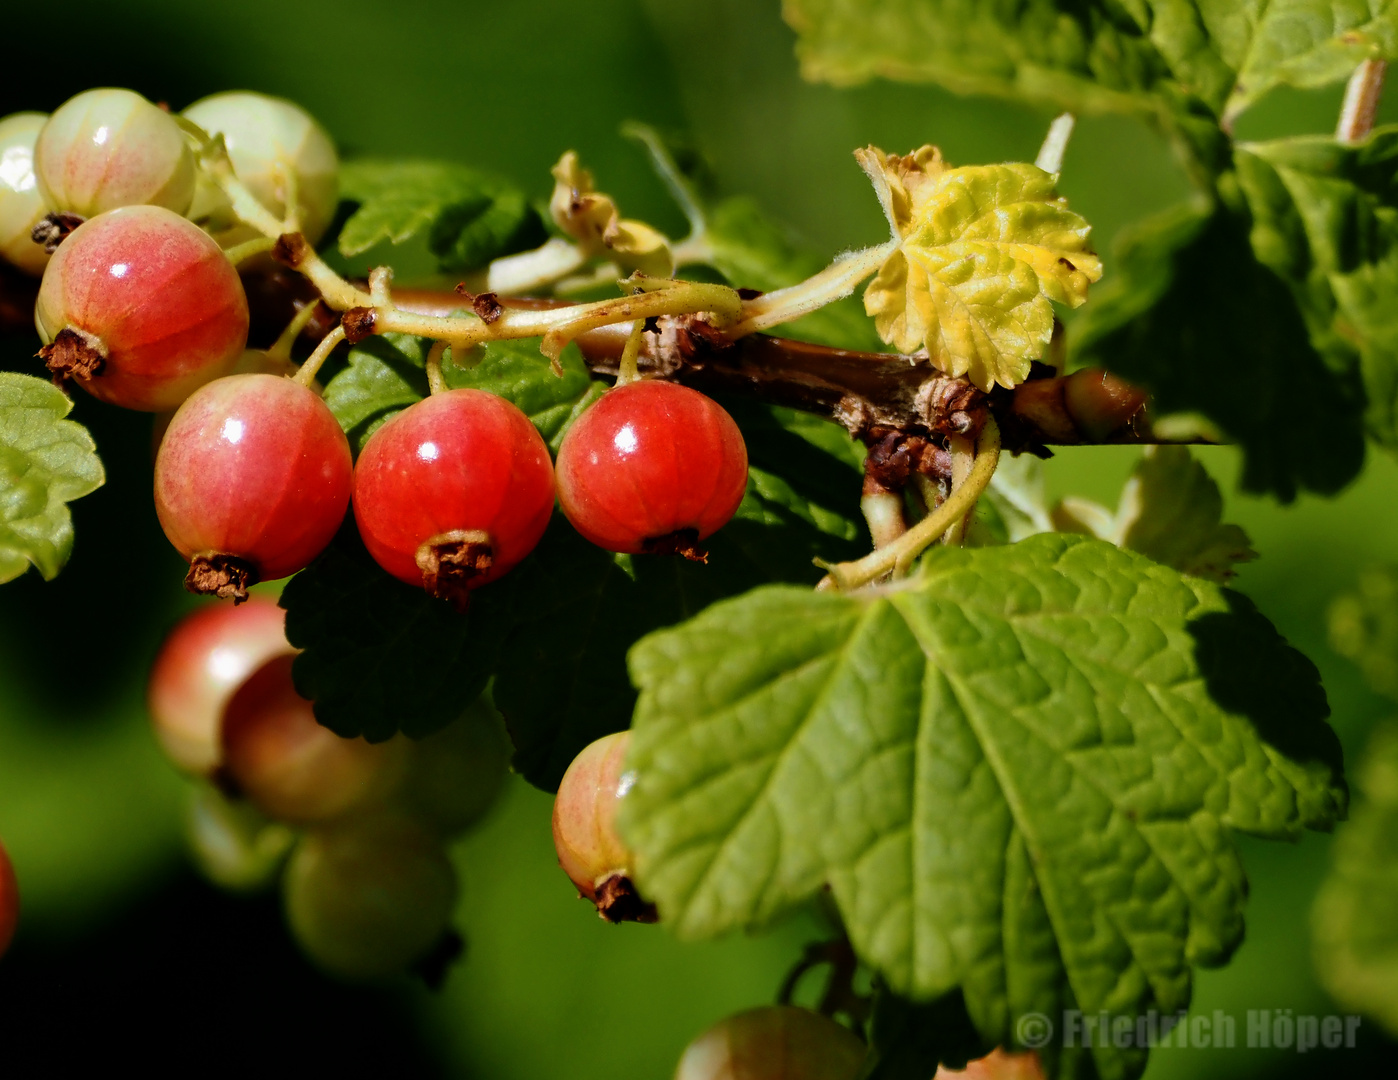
[0,112,51,276]
[552,730,653,923]
[155,373,352,600]
[353,389,554,609]
[34,88,195,219]
[284,815,458,980]
[221,654,404,823]
[0,837,17,959]
[147,596,293,775]
[556,380,748,559]
[675,1006,866,1080]
[35,205,249,410]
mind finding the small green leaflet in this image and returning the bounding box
[323,333,431,455]
[0,373,104,584]
[621,533,1343,1080]
[337,159,545,271]
[1329,564,1398,700]
[1313,721,1398,1037]
[783,0,1396,136]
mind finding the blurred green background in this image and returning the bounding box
[2,0,1396,1075]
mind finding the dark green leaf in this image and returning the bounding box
[621,533,1344,1080]
[280,525,512,741]
[1072,200,1367,501]
[322,333,431,455]
[858,985,995,1080]
[338,159,544,271]
[1313,721,1398,1037]
[0,373,105,584]
[783,0,1396,138]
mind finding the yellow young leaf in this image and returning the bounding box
[549,151,674,278]
[860,147,1101,390]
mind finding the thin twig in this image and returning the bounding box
[294,324,345,388]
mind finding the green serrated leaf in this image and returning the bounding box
[1313,720,1398,1037]
[443,338,602,451]
[280,525,512,741]
[621,533,1343,1080]
[783,0,1396,143]
[1072,200,1367,501]
[1329,564,1398,700]
[323,333,431,455]
[0,373,104,584]
[337,159,544,270]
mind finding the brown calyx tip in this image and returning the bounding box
[416,530,494,613]
[471,291,503,324]
[38,328,105,383]
[593,873,658,924]
[641,528,708,563]
[185,553,258,603]
[272,231,311,269]
[340,306,377,344]
[412,928,466,992]
[31,212,85,253]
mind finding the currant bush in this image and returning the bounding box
[556,380,748,559]
[0,837,17,959]
[0,112,50,276]
[184,785,295,892]
[674,1006,865,1080]
[154,373,352,599]
[394,695,512,837]
[220,654,403,824]
[352,389,555,609]
[34,88,196,219]
[283,814,458,980]
[146,595,293,775]
[552,730,653,922]
[34,205,250,410]
[183,91,339,245]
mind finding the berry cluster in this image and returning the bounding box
[148,597,507,979]
[2,87,751,605]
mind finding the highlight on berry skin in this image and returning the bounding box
[552,730,655,923]
[34,205,250,410]
[154,373,353,601]
[34,88,196,220]
[555,380,749,562]
[0,112,52,277]
[146,596,294,776]
[352,388,555,611]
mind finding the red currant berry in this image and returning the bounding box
[154,373,352,600]
[34,88,195,219]
[35,205,250,410]
[0,837,17,959]
[675,1006,866,1080]
[556,380,748,560]
[183,92,339,246]
[352,389,555,609]
[552,730,654,923]
[0,112,51,277]
[147,596,293,775]
[221,654,404,824]
[284,815,458,980]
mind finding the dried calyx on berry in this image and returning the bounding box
[552,731,656,923]
[353,389,555,611]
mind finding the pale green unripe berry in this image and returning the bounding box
[183,92,339,245]
[284,815,458,980]
[35,89,196,218]
[675,1006,866,1080]
[396,695,512,838]
[0,112,50,276]
[184,785,294,892]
